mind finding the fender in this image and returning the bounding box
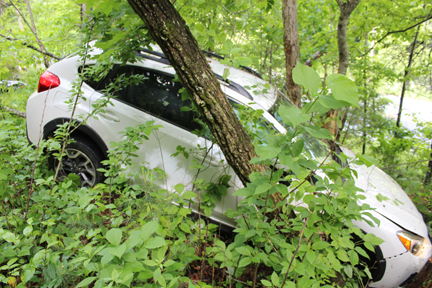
[43,118,109,158]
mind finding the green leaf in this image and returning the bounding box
[357,154,377,167]
[343,265,353,278]
[256,145,281,160]
[235,246,251,256]
[261,279,272,287]
[271,272,280,287]
[224,39,233,51]
[364,266,373,279]
[222,68,230,80]
[255,183,273,195]
[23,226,33,236]
[101,253,114,266]
[144,259,157,266]
[122,252,137,263]
[179,222,191,233]
[238,57,253,66]
[283,281,296,288]
[326,74,359,107]
[110,244,127,258]
[238,257,252,268]
[318,94,351,109]
[195,23,206,33]
[233,187,253,197]
[141,221,159,241]
[279,105,310,128]
[182,191,197,200]
[125,230,142,249]
[336,250,349,262]
[348,250,359,265]
[76,277,97,287]
[313,241,330,250]
[355,246,370,259]
[106,228,122,247]
[22,268,35,283]
[368,235,384,246]
[174,183,184,193]
[292,139,304,157]
[303,125,333,140]
[293,62,321,95]
[306,250,316,264]
[145,237,167,249]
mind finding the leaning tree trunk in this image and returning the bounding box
[282,0,302,107]
[126,0,271,190]
[325,0,361,137]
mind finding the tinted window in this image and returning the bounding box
[78,65,109,91]
[102,65,202,132]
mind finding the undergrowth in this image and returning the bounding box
[0,61,386,288]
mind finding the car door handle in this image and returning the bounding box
[100,111,120,122]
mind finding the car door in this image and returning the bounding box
[88,64,241,225]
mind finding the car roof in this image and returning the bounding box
[80,42,279,111]
[141,45,279,111]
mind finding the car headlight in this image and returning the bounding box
[397,231,431,257]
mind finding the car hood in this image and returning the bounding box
[341,147,429,236]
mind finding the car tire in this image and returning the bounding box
[50,136,105,187]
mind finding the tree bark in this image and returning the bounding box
[396,25,420,129]
[335,0,361,75]
[80,3,87,24]
[406,257,432,288]
[324,0,361,136]
[424,140,432,186]
[126,0,269,188]
[282,0,301,107]
[362,33,368,155]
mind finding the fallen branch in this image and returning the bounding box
[0,105,25,118]
[0,32,60,60]
[362,13,432,56]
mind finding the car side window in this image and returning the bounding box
[102,65,202,132]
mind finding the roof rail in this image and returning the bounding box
[201,50,263,79]
[136,47,254,100]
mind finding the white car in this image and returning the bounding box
[26,46,431,288]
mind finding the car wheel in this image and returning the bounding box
[50,136,105,187]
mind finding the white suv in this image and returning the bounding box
[26,46,431,288]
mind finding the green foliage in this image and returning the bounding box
[0,45,382,288]
[2,0,432,286]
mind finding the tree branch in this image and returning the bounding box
[0,32,60,59]
[218,0,264,15]
[0,105,25,118]
[0,2,12,8]
[9,0,51,67]
[362,14,432,56]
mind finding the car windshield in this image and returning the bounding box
[268,92,331,162]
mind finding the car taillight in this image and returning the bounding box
[38,71,60,93]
